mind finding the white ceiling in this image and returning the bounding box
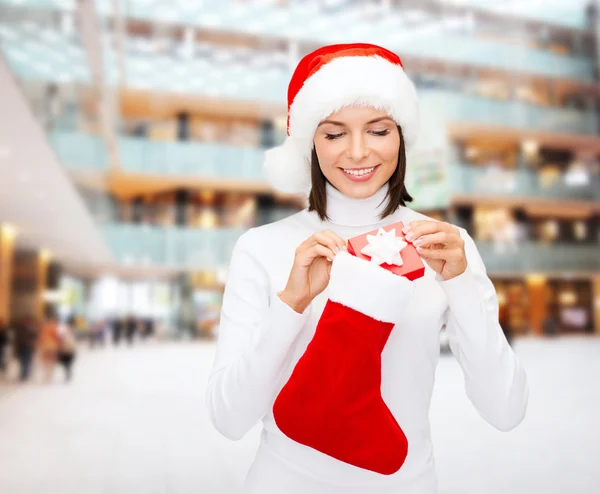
[0,55,113,267]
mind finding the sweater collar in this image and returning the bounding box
[323,181,392,227]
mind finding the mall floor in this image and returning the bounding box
[0,336,597,494]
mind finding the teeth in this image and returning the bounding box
[343,167,375,176]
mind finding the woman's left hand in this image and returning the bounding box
[402,220,467,281]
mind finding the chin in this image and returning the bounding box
[336,180,385,200]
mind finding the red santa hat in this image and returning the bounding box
[264,43,419,195]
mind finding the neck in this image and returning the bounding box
[322,181,394,227]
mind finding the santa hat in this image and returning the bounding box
[264,43,419,195]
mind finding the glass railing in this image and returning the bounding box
[51,131,267,178]
[449,163,600,201]
[0,23,90,84]
[49,131,108,171]
[118,136,265,179]
[101,223,247,269]
[432,0,591,30]
[440,92,598,136]
[402,36,592,81]
[477,241,600,274]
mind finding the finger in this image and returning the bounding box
[311,244,338,262]
[295,243,336,265]
[312,231,343,254]
[413,231,461,249]
[416,246,462,260]
[404,220,455,240]
[321,229,347,251]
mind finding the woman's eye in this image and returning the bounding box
[371,130,390,136]
[325,133,345,140]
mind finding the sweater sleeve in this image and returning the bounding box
[436,228,529,432]
[206,230,312,441]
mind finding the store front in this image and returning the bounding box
[492,275,596,336]
[546,278,595,334]
[492,278,530,337]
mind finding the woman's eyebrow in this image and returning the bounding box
[366,117,394,124]
[317,116,394,128]
[317,120,345,127]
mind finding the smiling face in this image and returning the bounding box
[313,105,400,199]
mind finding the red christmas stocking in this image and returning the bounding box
[273,250,416,475]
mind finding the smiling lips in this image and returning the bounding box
[342,165,379,179]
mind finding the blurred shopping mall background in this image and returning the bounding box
[0,0,599,493]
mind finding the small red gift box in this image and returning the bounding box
[346,221,425,281]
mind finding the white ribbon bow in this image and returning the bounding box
[360,228,408,267]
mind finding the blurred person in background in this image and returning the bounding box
[57,319,77,382]
[44,82,62,130]
[74,314,89,341]
[206,44,528,494]
[89,319,106,349]
[112,316,124,346]
[13,315,38,382]
[0,318,9,375]
[39,312,61,383]
[125,315,137,346]
[142,317,155,341]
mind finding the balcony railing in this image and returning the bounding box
[439,92,598,136]
[449,163,600,201]
[101,223,247,269]
[50,131,108,170]
[477,241,600,274]
[118,137,265,179]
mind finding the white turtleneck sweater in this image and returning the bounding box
[206,182,528,494]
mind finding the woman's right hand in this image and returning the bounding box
[279,230,347,313]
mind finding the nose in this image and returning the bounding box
[347,133,369,162]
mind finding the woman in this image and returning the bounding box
[57,320,77,382]
[39,313,61,383]
[14,315,38,382]
[206,44,528,494]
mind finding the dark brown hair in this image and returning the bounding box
[307,125,413,222]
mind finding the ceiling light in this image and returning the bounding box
[526,274,546,285]
[1,223,17,240]
[40,249,52,262]
[465,147,479,159]
[521,140,539,156]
